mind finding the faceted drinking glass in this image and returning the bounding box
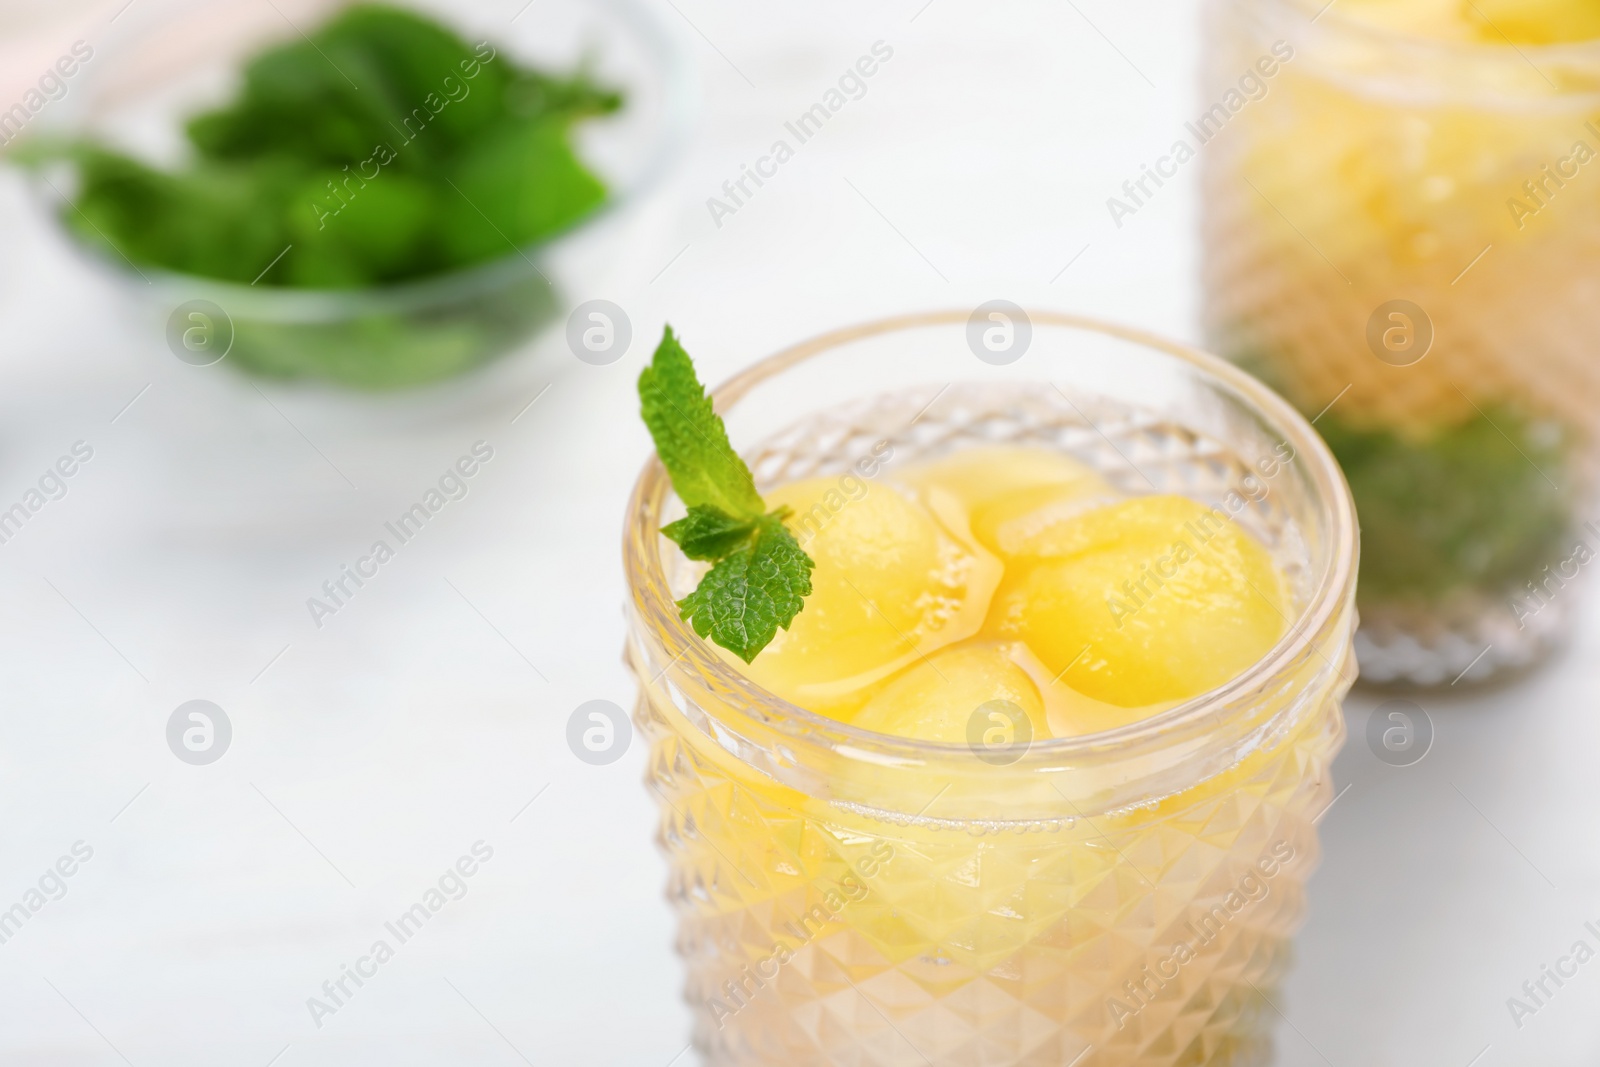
[624,311,1358,1066]
[1202,0,1600,685]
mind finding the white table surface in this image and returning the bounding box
[1,1,1597,1064]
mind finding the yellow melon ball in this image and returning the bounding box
[899,444,1103,505]
[899,446,1109,553]
[1462,0,1600,43]
[1335,0,1600,45]
[736,476,1001,718]
[851,642,1048,744]
[987,495,1288,707]
[1004,643,1176,737]
[992,492,1232,563]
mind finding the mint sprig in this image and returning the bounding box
[639,327,814,663]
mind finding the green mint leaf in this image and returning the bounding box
[676,515,813,663]
[638,326,765,520]
[640,327,814,661]
[662,505,759,561]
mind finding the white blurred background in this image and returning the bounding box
[0,0,1597,1064]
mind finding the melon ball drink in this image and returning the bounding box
[1201,0,1600,685]
[624,313,1357,1066]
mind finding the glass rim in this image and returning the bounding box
[22,0,695,322]
[623,309,1359,767]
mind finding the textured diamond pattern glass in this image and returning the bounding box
[1200,0,1600,686]
[624,314,1358,1067]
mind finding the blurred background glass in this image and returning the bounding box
[1203,0,1600,687]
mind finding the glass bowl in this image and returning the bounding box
[22,0,692,390]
